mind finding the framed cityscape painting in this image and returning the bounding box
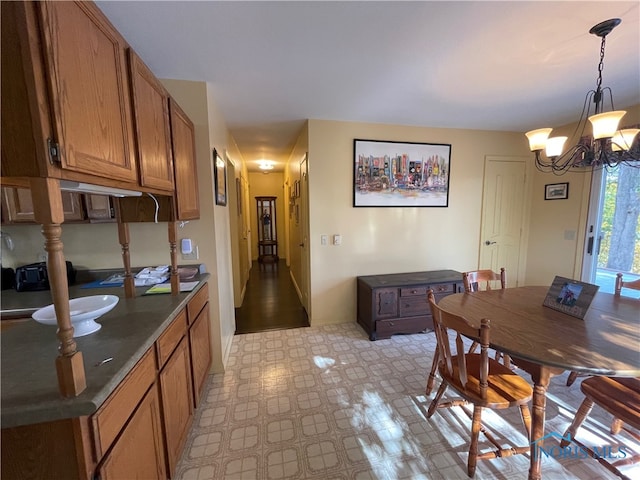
[353,139,451,207]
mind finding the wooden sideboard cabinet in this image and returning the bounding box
[357,270,463,341]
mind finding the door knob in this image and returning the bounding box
[485,240,497,245]
[299,243,305,247]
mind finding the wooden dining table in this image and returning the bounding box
[438,286,640,480]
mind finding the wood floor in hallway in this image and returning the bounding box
[234,260,309,334]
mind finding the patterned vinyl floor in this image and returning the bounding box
[175,323,639,480]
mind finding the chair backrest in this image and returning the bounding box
[463,268,506,292]
[427,289,490,398]
[615,273,640,297]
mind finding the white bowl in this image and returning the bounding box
[32,295,119,337]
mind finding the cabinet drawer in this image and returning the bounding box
[399,296,429,317]
[400,287,427,297]
[92,348,157,457]
[187,283,208,324]
[156,310,187,366]
[376,316,431,339]
[429,283,455,294]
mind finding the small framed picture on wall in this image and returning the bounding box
[544,182,569,200]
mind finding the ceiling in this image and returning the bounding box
[95,1,640,173]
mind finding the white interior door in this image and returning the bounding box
[479,156,528,286]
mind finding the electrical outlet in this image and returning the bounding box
[182,245,199,260]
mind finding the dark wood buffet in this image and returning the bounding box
[357,270,464,340]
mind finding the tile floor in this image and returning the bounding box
[175,323,638,480]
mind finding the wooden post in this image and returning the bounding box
[30,178,86,397]
[117,221,136,298]
[168,221,179,295]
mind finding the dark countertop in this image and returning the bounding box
[0,273,210,428]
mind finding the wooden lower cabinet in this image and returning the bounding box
[159,336,194,475]
[97,385,166,480]
[189,302,211,407]
[0,283,213,480]
[357,270,464,340]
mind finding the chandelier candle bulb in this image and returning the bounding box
[611,129,640,152]
[588,111,626,140]
[525,128,553,152]
[545,137,568,158]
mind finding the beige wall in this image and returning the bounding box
[306,119,533,325]
[247,172,287,261]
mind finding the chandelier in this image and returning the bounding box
[525,18,639,175]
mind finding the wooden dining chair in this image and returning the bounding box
[463,268,506,293]
[425,289,532,477]
[426,268,508,396]
[615,272,640,297]
[561,376,640,476]
[566,272,640,387]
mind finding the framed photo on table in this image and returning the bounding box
[353,139,451,207]
[214,149,227,206]
[543,276,599,319]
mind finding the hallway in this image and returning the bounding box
[234,260,309,334]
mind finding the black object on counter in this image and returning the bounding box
[15,261,76,292]
[1,267,16,290]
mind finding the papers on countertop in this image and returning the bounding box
[134,265,169,286]
[143,281,200,295]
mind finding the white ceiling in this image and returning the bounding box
[95,1,640,172]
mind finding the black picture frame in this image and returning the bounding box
[353,139,451,207]
[214,149,227,206]
[545,182,569,200]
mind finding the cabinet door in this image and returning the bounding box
[129,50,174,192]
[189,304,211,408]
[159,336,194,475]
[38,1,137,183]
[1,187,83,223]
[84,194,114,222]
[97,385,166,480]
[169,98,200,220]
[374,288,398,320]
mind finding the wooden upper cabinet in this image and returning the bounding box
[37,1,137,183]
[128,50,174,192]
[169,98,200,220]
[1,187,84,224]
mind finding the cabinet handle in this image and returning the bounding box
[411,289,418,294]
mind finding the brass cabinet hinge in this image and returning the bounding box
[47,138,60,164]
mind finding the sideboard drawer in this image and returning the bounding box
[377,316,430,338]
[399,296,429,317]
[400,287,427,297]
[430,283,455,294]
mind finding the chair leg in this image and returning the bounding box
[519,404,532,441]
[427,381,448,419]
[468,341,478,354]
[561,397,595,447]
[566,371,579,386]
[468,406,482,478]
[426,350,440,396]
[611,417,623,435]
